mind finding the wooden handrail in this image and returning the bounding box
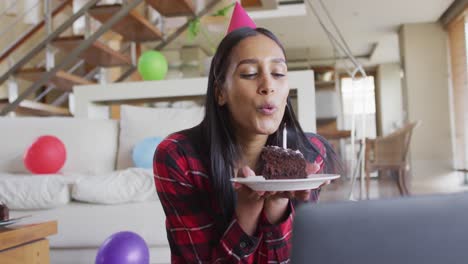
[0,0,72,64]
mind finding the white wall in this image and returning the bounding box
[376,63,404,135]
[399,23,453,180]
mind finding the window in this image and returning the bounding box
[447,16,468,171]
[341,76,377,139]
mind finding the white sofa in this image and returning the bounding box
[0,105,205,264]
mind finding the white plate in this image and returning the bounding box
[0,215,31,228]
[230,174,340,191]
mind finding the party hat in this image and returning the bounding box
[227,2,256,34]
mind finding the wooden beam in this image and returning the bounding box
[17,100,71,116]
[440,0,468,27]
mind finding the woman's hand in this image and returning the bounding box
[233,166,265,235]
[264,162,323,202]
[263,162,330,224]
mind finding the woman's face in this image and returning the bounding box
[218,34,289,137]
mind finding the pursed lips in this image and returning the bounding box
[257,103,277,115]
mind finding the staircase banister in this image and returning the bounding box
[0,0,144,116]
[0,0,101,87]
[0,0,73,64]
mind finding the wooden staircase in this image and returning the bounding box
[0,98,70,116]
[16,67,95,92]
[145,0,195,17]
[88,4,163,42]
[52,35,132,67]
[16,100,71,116]
[0,0,222,117]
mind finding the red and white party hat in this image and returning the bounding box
[226,2,256,34]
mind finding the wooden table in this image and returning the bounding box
[0,221,57,264]
[316,129,352,140]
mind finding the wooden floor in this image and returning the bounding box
[319,175,404,202]
[319,168,468,203]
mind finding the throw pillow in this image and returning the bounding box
[117,105,204,169]
[0,173,70,210]
[71,168,158,204]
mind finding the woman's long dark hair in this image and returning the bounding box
[200,27,341,225]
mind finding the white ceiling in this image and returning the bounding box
[249,0,455,67]
[164,0,454,68]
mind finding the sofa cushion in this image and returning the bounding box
[0,174,70,210]
[71,168,157,204]
[0,117,118,174]
[10,201,168,247]
[117,105,204,169]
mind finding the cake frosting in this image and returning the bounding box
[258,146,307,179]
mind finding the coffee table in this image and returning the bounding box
[0,221,57,263]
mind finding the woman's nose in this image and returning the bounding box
[258,74,275,95]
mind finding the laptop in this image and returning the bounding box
[291,192,468,264]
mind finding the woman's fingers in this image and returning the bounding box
[295,190,311,201]
[238,166,256,178]
[306,162,321,175]
[263,190,311,201]
[250,191,265,200]
[318,180,331,188]
[235,166,265,197]
[263,191,277,198]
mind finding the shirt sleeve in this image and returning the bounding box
[257,201,295,263]
[154,137,262,263]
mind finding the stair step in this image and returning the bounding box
[145,0,195,17]
[89,4,162,42]
[19,100,71,116]
[16,67,95,91]
[0,100,71,116]
[241,0,262,8]
[52,36,131,67]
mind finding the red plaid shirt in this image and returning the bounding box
[154,128,325,263]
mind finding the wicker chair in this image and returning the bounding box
[365,121,421,199]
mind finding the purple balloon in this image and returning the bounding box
[95,231,149,264]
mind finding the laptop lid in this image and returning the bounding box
[292,192,468,264]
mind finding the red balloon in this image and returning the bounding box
[24,135,66,174]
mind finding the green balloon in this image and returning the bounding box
[137,50,168,81]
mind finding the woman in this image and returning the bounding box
[154,27,339,263]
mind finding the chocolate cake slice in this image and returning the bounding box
[258,146,307,179]
[0,203,9,221]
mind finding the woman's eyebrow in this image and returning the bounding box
[271,58,286,64]
[236,58,286,69]
[236,58,258,68]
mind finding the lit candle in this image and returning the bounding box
[283,125,287,149]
